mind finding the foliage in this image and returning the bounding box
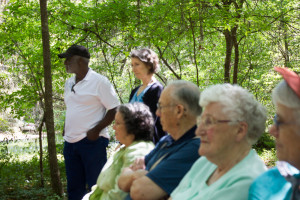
[257,148,277,168]
[0,136,67,199]
[0,117,9,132]
[0,0,299,197]
[0,0,299,119]
[253,132,275,152]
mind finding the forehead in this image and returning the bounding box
[66,55,79,61]
[202,102,226,117]
[131,57,142,63]
[159,87,173,103]
[276,103,295,121]
[115,111,124,120]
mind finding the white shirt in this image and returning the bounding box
[64,68,120,143]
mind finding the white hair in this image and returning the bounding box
[200,84,267,145]
[272,80,300,125]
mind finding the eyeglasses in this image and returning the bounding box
[273,114,298,131]
[71,84,76,93]
[156,103,177,111]
[197,115,238,128]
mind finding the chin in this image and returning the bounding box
[198,147,207,157]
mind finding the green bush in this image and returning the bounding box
[253,132,275,152]
[0,135,67,199]
[0,117,10,132]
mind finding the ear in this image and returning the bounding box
[235,122,248,142]
[175,104,186,119]
[78,57,84,65]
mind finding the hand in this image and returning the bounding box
[132,169,148,180]
[130,157,145,171]
[86,128,100,141]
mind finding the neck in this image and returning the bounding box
[207,144,250,186]
[141,75,153,86]
[214,143,250,172]
[75,67,89,83]
[172,118,196,141]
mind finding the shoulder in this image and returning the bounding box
[123,141,154,163]
[127,141,155,153]
[131,86,140,94]
[225,150,267,183]
[240,150,267,175]
[249,167,292,200]
[89,70,110,83]
[252,167,286,185]
[149,81,164,91]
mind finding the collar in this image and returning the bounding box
[277,161,300,178]
[71,68,92,84]
[81,68,92,81]
[164,125,197,147]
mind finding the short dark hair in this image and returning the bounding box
[130,48,160,74]
[117,103,154,142]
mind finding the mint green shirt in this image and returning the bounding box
[171,149,267,200]
[88,141,154,200]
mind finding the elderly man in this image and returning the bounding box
[249,67,300,200]
[118,80,202,200]
[58,45,120,200]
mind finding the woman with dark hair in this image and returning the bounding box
[129,48,166,144]
[82,103,155,200]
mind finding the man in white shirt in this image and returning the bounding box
[58,45,120,200]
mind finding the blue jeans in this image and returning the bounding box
[63,136,109,200]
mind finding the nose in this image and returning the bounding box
[195,125,201,136]
[195,122,206,137]
[195,124,203,136]
[269,124,279,138]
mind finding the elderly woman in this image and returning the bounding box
[249,67,300,200]
[129,48,166,143]
[82,103,155,200]
[118,80,202,200]
[170,84,267,200]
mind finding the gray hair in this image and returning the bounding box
[200,84,267,145]
[117,103,154,142]
[272,80,300,125]
[130,48,160,74]
[166,80,202,117]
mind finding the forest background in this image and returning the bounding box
[0,0,299,199]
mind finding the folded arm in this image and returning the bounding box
[130,175,168,200]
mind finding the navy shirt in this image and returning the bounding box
[126,126,200,199]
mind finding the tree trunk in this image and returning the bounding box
[189,17,199,86]
[38,114,45,188]
[223,29,233,83]
[39,0,63,196]
[232,26,239,84]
